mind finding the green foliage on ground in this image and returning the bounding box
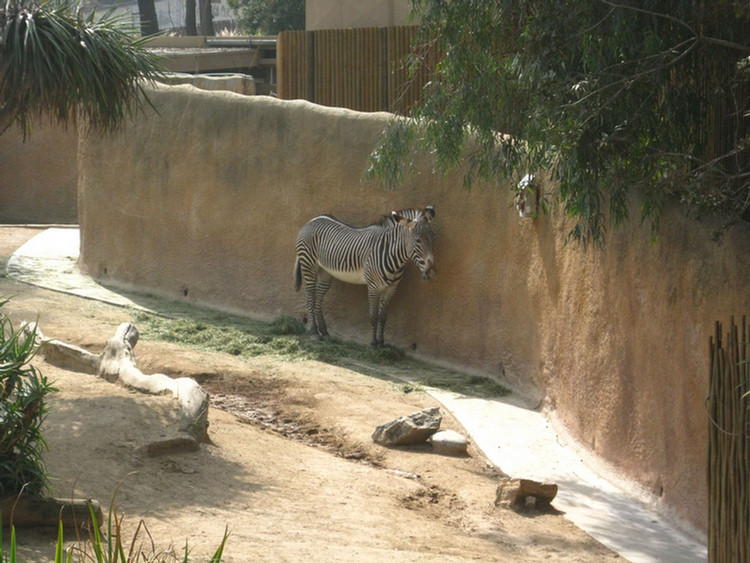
[0,298,55,497]
[370,1,750,246]
[131,309,509,399]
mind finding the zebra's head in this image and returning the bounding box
[392,206,436,280]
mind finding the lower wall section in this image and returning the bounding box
[78,83,750,532]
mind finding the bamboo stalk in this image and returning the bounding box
[708,317,750,563]
[709,321,722,563]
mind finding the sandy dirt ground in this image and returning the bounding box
[0,228,620,562]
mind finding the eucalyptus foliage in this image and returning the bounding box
[369,0,750,245]
[0,299,54,497]
[0,0,163,137]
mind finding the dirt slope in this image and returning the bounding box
[1,228,619,563]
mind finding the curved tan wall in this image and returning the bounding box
[78,84,750,532]
[0,122,78,224]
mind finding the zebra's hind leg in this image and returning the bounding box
[311,271,333,339]
[302,271,322,338]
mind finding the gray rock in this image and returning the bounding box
[429,429,468,456]
[372,407,442,446]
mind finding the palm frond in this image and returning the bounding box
[0,0,164,136]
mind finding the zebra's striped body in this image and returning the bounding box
[294,206,436,346]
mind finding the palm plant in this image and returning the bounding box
[0,0,163,137]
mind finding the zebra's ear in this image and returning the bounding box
[423,206,435,221]
[392,211,416,228]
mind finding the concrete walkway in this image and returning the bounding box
[6,227,708,563]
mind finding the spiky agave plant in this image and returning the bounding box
[0,298,55,497]
[0,0,163,136]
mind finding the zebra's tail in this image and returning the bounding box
[294,256,302,292]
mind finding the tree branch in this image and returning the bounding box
[599,0,750,54]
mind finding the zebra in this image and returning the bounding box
[294,206,436,347]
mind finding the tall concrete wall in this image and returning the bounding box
[77,84,750,532]
[0,122,78,224]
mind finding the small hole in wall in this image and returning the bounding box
[654,477,664,498]
[182,288,189,297]
[102,267,108,276]
[302,316,308,325]
[411,343,418,351]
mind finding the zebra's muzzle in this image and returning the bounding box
[420,262,436,280]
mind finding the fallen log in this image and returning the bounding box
[37,322,210,443]
[0,494,102,529]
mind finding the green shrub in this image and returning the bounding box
[0,298,55,497]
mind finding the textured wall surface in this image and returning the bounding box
[77,84,750,532]
[0,122,78,224]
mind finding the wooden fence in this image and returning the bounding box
[708,317,750,563]
[276,26,437,115]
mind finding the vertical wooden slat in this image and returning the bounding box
[318,29,325,105]
[359,28,368,111]
[319,29,325,104]
[708,317,750,563]
[332,29,339,107]
[366,27,374,111]
[276,31,286,98]
[334,29,340,107]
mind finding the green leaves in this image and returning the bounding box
[228,0,304,35]
[371,0,750,245]
[0,0,163,137]
[0,299,55,497]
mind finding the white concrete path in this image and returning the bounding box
[429,390,707,563]
[6,227,708,563]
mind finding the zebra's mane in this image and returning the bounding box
[320,208,426,229]
[376,207,425,226]
[376,214,396,227]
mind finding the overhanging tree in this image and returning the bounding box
[0,0,163,137]
[228,0,304,35]
[369,0,750,245]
